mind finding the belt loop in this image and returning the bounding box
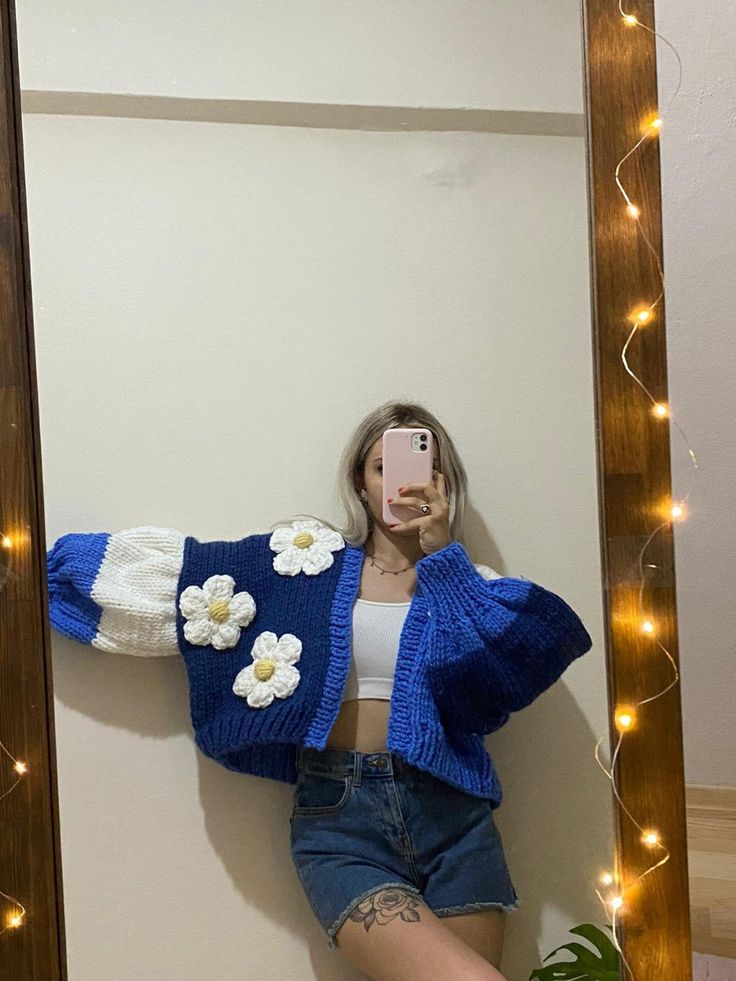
[352,751,362,787]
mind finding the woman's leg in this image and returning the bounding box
[439,908,506,970]
[334,886,509,981]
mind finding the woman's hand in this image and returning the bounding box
[387,471,452,556]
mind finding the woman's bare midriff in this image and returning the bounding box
[325,564,417,754]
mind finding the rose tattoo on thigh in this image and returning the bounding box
[348,888,422,934]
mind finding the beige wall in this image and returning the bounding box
[657,0,736,791]
[655,1,736,976]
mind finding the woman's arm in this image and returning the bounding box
[46,526,186,656]
[416,541,593,734]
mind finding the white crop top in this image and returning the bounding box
[341,562,506,703]
[342,599,410,702]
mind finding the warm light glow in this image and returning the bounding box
[1,535,11,549]
[7,912,24,929]
[595,11,690,961]
[628,306,653,325]
[14,761,27,775]
[615,710,635,731]
[639,114,664,138]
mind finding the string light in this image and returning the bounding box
[590,7,696,979]
[0,529,30,935]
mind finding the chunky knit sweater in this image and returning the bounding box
[45,520,593,808]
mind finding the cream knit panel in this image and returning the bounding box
[92,526,185,657]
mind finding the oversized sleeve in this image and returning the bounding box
[417,541,593,735]
[46,525,186,656]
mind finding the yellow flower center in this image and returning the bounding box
[254,659,276,682]
[293,532,314,549]
[208,599,231,623]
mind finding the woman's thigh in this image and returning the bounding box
[439,908,506,969]
[334,885,508,981]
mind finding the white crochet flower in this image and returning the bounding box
[232,631,302,708]
[179,575,256,650]
[269,519,345,576]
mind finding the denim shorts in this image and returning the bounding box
[289,746,521,949]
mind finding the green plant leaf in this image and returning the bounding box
[529,923,621,980]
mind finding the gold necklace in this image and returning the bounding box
[365,548,414,575]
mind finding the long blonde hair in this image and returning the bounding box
[269,398,471,550]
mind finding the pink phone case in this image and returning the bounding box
[382,428,434,525]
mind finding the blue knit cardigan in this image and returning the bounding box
[46,524,592,809]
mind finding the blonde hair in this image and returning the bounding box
[268,398,471,550]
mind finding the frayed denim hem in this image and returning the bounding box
[325,881,424,950]
[432,895,523,917]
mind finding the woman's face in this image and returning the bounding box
[360,434,440,531]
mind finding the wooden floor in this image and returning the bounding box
[687,785,736,958]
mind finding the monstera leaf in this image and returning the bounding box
[529,923,620,980]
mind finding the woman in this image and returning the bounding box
[47,398,592,980]
[286,399,521,979]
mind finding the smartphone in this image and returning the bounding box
[382,428,434,526]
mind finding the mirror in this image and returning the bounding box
[18,4,618,978]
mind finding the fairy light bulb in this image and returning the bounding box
[600,872,614,886]
[615,709,635,731]
[610,896,624,911]
[14,761,27,775]
[628,306,653,325]
[1,535,11,549]
[652,402,670,419]
[626,203,641,218]
[641,620,655,635]
[671,503,684,519]
[623,14,638,25]
[639,114,663,138]
[642,831,660,846]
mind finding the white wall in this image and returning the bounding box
[18,0,584,112]
[18,3,613,979]
[656,0,736,791]
[655,1,736,976]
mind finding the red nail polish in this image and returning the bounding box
[387,497,393,502]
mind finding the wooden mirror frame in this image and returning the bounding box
[0,0,692,976]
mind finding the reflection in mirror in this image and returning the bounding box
[20,4,617,978]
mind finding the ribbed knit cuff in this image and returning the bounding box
[416,540,493,616]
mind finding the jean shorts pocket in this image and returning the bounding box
[292,771,352,816]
